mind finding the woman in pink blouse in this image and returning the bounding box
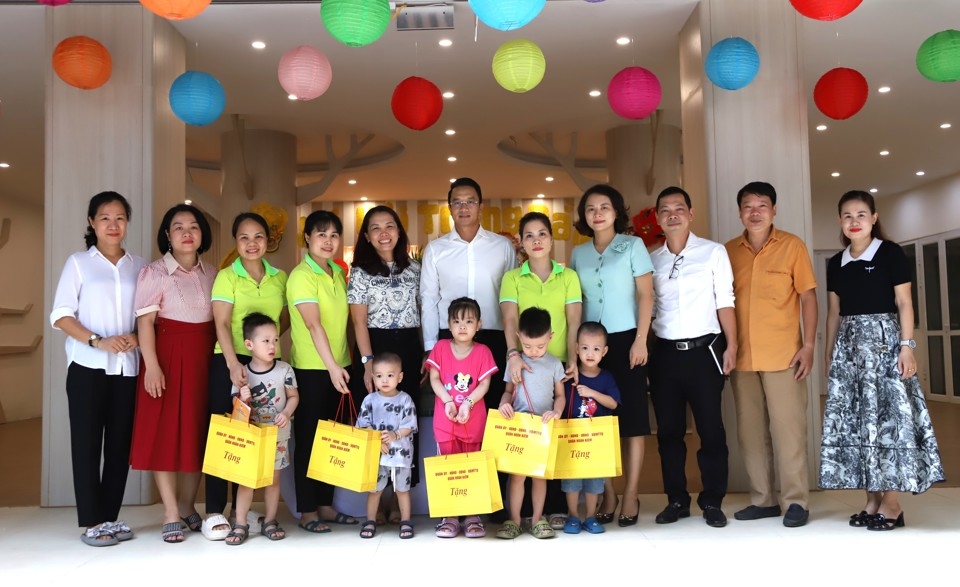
[129,204,217,543]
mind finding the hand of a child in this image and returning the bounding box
[498,403,515,419]
[238,385,252,403]
[456,402,471,424]
[444,401,458,421]
[542,410,559,423]
[380,430,396,444]
[275,413,289,428]
[576,385,596,399]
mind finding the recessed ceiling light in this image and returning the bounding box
[348,179,357,185]
[251,41,266,50]
[447,156,457,162]
[438,39,453,47]
[184,199,192,205]
[442,91,455,99]
[589,90,602,97]
[916,170,925,176]
[360,196,368,201]
[816,124,828,131]
[287,94,297,100]
[616,37,631,46]
[445,129,456,136]
[940,122,952,129]
[0,162,9,168]
[450,178,456,183]
[545,176,554,182]
[537,193,545,199]
[869,188,878,193]
[879,150,889,156]
[831,172,840,177]
[878,86,890,93]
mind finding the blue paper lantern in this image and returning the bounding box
[705,37,760,91]
[468,0,546,32]
[169,71,225,126]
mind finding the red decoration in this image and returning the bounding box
[334,259,350,282]
[789,0,862,21]
[52,36,112,90]
[631,207,664,248]
[813,67,868,120]
[391,76,443,131]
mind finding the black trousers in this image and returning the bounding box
[648,339,729,509]
[205,353,250,515]
[65,363,136,527]
[293,368,344,513]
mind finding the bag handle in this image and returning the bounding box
[565,380,576,420]
[517,380,536,415]
[335,393,358,425]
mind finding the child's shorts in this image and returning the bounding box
[274,439,290,470]
[375,465,413,492]
[561,478,604,495]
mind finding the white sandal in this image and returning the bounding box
[201,514,231,541]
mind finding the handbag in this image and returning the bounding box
[201,414,278,489]
[481,382,557,478]
[423,451,503,518]
[552,384,622,479]
[306,395,382,493]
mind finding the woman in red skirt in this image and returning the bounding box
[130,204,216,543]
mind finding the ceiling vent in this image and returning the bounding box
[396,2,454,31]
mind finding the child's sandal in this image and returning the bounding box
[260,519,285,541]
[225,523,249,546]
[360,520,377,539]
[398,520,414,539]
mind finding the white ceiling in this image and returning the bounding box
[1,0,959,208]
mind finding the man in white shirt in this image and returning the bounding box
[420,177,517,412]
[648,186,737,528]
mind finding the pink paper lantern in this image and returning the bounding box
[38,0,72,5]
[278,46,333,101]
[607,66,661,120]
[391,76,443,131]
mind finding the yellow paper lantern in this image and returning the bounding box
[492,39,545,93]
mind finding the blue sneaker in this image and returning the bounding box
[562,516,582,534]
[583,516,606,534]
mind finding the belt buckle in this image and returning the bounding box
[676,341,691,351]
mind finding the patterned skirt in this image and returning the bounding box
[819,313,944,493]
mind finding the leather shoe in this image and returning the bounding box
[734,504,781,521]
[654,503,690,524]
[783,504,809,528]
[702,506,727,528]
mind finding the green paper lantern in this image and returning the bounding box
[321,0,391,48]
[492,39,546,93]
[916,29,960,82]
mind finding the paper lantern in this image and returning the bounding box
[631,207,664,248]
[139,0,211,20]
[52,36,112,90]
[38,1,72,6]
[916,30,960,83]
[169,71,226,127]
[492,39,546,93]
[814,67,868,120]
[705,37,760,90]
[392,76,443,131]
[321,0,391,47]
[789,0,862,21]
[469,0,546,32]
[278,46,333,101]
[607,66,661,120]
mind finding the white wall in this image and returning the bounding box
[876,171,960,243]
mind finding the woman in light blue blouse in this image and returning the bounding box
[570,184,654,527]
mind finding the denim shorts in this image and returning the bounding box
[561,478,604,494]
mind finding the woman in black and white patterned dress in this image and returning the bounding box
[820,190,944,531]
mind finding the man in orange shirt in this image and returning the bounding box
[725,182,818,528]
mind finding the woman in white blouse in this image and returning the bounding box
[50,191,146,547]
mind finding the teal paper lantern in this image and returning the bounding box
[916,30,960,82]
[169,71,225,126]
[705,37,760,90]
[469,0,546,32]
[492,39,546,93]
[321,0,391,47]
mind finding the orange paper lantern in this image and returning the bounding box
[52,36,112,90]
[139,0,211,20]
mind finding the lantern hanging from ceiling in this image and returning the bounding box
[169,71,226,127]
[321,0,391,47]
[139,0,212,20]
[916,29,960,83]
[789,0,862,21]
[813,67,868,120]
[607,66,661,120]
[38,1,73,6]
[278,46,333,101]
[392,76,443,131]
[52,36,112,90]
[705,37,760,91]
[469,0,546,32]
[492,39,546,93]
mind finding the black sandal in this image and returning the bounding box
[360,520,377,539]
[848,510,875,527]
[866,512,904,531]
[180,512,203,532]
[399,520,415,539]
[225,523,249,546]
[260,519,286,541]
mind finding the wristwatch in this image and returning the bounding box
[88,334,102,348]
[900,339,917,349]
[360,354,375,364]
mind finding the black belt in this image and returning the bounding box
[659,333,716,351]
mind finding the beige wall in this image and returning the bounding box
[876,171,960,243]
[0,198,44,422]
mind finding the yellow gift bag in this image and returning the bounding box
[424,451,503,518]
[552,416,622,479]
[481,409,557,478]
[306,397,381,492]
[202,414,278,489]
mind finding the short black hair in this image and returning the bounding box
[448,177,483,205]
[303,210,343,246]
[447,297,481,322]
[156,204,212,255]
[737,181,777,207]
[231,212,270,239]
[372,352,403,370]
[575,184,630,237]
[85,191,132,248]
[242,312,277,341]
[518,307,551,339]
[577,321,608,344]
[519,211,552,236]
[656,186,692,209]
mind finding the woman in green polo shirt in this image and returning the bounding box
[287,210,357,533]
[204,212,289,539]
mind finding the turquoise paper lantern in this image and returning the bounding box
[916,30,960,82]
[705,37,760,90]
[169,71,225,127]
[321,0,391,47]
[469,0,546,32]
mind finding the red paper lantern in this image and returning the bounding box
[813,67,868,120]
[391,76,443,131]
[789,0,862,21]
[631,207,664,248]
[139,0,211,20]
[52,36,112,90]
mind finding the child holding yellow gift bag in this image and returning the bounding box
[495,307,566,540]
[355,353,418,539]
[229,313,299,545]
[561,322,621,535]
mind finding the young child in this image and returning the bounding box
[355,352,418,539]
[496,307,566,540]
[229,312,299,545]
[426,297,498,539]
[561,322,620,535]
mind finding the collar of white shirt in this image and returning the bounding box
[840,238,881,267]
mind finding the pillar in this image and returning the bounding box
[606,122,683,214]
